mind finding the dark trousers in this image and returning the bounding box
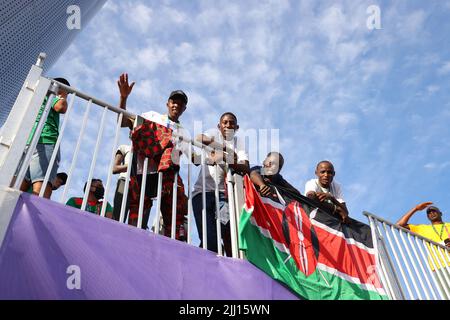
[193,192,231,256]
[113,178,150,229]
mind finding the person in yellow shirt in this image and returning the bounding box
[397,202,450,248]
[397,202,450,298]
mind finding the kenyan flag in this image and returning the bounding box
[239,176,388,300]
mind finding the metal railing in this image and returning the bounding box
[365,211,450,300]
[0,53,246,259]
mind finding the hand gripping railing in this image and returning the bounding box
[365,211,450,300]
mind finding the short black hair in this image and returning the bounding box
[267,152,284,170]
[316,160,334,171]
[56,172,68,185]
[53,77,70,87]
[220,112,238,122]
[83,178,102,192]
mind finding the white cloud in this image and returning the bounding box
[124,3,153,34]
[133,79,154,100]
[360,58,390,80]
[437,61,450,75]
[336,112,358,127]
[136,46,170,71]
[311,65,331,84]
[424,162,450,171]
[396,10,426,38]
[426,85,439,94]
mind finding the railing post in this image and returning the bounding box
[0,53,51,187]
[367,216,395,299]
[233,173,245,259]
[226,168,239,258]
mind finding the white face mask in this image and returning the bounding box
[262,156,280,176]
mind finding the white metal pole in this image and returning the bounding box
[137,158,148,229]
[187,143,193,245]
[233,174,245,259]
[434,245,450,276]
[101,113,123,218]
[407,233,436,300]
[171,173,178,239]
[60,99,92,204]
[422,240,450,300]
[81,107,107,212]
[432,245,450,294]
[398,230,427,299]
[226,169,239,258]
[375,223,405,299]
[119,147,133,224]
[382,223,413,299]
[201,150,207,249]
[415,237,445,300]
[214,164,222,256]
[389,225,422,299]
[367,216,395,300]
[154,172,163,235]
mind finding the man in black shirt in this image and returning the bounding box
[250,152,301,201]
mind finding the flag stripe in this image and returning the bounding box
[311,218,376,254]
[241,211,388,299]
[239,176,388,300]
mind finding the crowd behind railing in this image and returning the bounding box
[1,56,449,299]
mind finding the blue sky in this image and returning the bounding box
[48,0,450,229]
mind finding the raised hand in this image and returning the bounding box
[414,202,433,212]
[117,73,135,99]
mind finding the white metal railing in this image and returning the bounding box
[365,212,450,300]
[0,53,245,259]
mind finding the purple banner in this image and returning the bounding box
[0,193,298,300]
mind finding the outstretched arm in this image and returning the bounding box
[117,73,135,129]
[396,202,433,229]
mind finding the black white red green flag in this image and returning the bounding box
[238,175,388,300]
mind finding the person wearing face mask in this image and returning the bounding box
[66,178,113,218]
[250,152,302,201]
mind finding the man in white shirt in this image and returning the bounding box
[192,112,249,256]
[116,73,189,240]
[304,160,349,223]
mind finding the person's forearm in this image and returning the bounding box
[229,163,250,175]
[119,96,133,128]
[250,171,266,188]
[53,99,68,113]
[196,134,213,146]
[396,208,417,227]
[112,165,127,174]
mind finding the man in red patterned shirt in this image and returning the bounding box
[116,73,188,240]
